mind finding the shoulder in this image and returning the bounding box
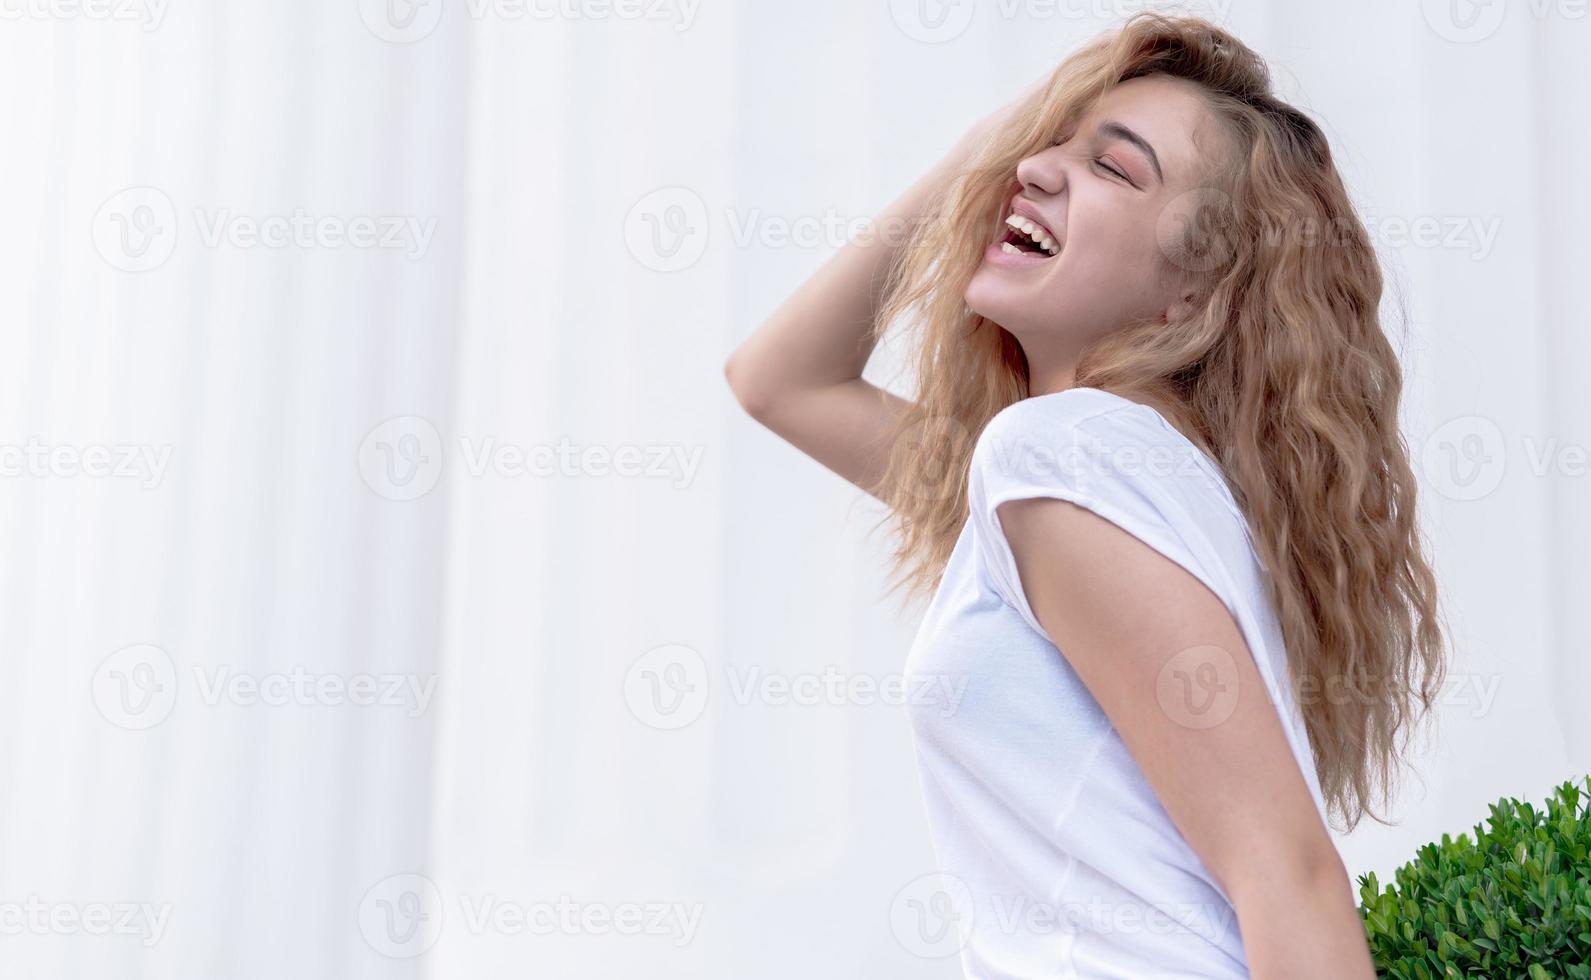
[970,387,1243,551]
[975,386,1140,450]
[974,387,1132,470]
[971,387,1181,502]
[965,390,1245,638]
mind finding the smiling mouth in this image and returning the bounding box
[999,212,1060,258]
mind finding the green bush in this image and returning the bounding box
[1357,776,1591,979]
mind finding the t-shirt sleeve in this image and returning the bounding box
[966,392,1215,641]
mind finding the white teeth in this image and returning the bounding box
[1000,242,1023,255]
[1005,212,1060,256]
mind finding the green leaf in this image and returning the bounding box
[1359,776,1591,978]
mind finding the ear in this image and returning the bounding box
[1164,288,1199,323]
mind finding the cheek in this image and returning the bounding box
[1061,219,1165,293]
[1032,225,1173,326]
[1071,214,1144,268]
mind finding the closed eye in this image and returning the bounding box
[1093,157,1133,185]
[1051,136,1137,187]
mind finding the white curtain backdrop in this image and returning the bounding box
[1,0,1586,976]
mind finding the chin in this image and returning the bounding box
[964,275,1027,337]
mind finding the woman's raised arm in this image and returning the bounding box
[723,80,1044,499]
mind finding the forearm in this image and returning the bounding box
[726,74,1049,405]
[724,140,972,401]
[1232,861,1376,979]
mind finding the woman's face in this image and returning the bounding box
[964,74,1227,356]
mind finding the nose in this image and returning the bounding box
[1015,144,1067,198]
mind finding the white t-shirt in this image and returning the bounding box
[902,386,1328,979]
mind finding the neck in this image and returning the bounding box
[1026,356,1193,437]
[1017,342,1207,455]
[1024,354,1081,398]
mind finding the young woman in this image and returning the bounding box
[725,14,1447,979]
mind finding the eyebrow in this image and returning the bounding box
[1097,120,1163,184]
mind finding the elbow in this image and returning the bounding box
[1221,845,1352,911]
[723,349,778,422]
